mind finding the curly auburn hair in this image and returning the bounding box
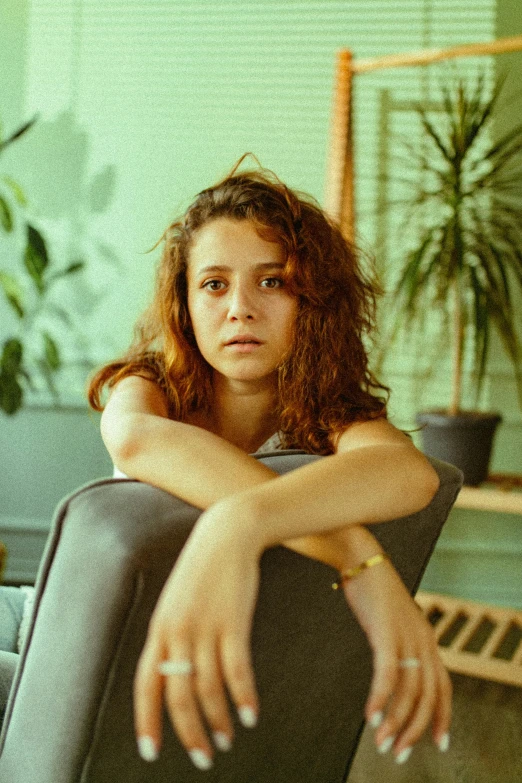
[87,156,389,455]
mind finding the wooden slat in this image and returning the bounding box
[455,486,522,515]
[488,473,522,490]
[513,644,522,665]
[416,591,522,688]
[438,647,522,688]
[352,34,522,74]
[324,49,355,240]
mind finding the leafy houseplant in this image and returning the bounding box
[386,74,522,484]
[0,116,84,414]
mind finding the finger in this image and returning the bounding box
[162,654,215,771]
[365,649,399,730]
[432,661,453,751]
[374,657,423,752]
[221,630,259,729]
[134,642,164,763]
[194,638,234,752]
[392,655,436,757]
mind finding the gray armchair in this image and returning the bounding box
[0,451,462,783]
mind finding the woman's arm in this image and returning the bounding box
[102,376,439,541]
[119,378,450,767]
[100,375,279,509]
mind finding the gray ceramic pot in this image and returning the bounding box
[416,410,502,486]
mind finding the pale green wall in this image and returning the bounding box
[0,0,497,390]
[1,0,521,604]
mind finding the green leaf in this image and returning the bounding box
[395,227,437,314]
[418,110,453,163]
[24,224,49,294]
[468,266,490,397]
[462,78,496,152]
[1,175,27,206]
[62,260,84,275]
[47,260,85,284]
[0,194,13,232]
[1,338,23,375]
[0,115,38,156]
[42,332,60,371]
[482,121,522,166]
[0,371,23,415]
[0,271,24,317]
[472,244,520,364]
[46,303,73,326]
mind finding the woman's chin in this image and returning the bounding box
[213,366,278,387]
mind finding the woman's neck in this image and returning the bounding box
[201,375,280,453]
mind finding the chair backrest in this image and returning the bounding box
[0,452,462,783]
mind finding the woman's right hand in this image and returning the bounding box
[133,496,264,770]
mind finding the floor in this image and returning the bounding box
[346,673,522,783]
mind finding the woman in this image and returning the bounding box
[88,157,451,771]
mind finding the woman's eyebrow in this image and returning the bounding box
[197,262,286,275]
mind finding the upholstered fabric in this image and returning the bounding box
[0,451,462,783]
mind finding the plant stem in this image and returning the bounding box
[449,277,463,416]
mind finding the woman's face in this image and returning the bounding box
[186,217,297,386]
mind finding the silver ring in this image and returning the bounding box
[158,659,194,676]
[399,657,421,669]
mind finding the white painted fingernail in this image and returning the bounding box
[188,749,213,770]
[137,736,158,762]
[213,731,232,751]
[438,732,450,753]
[395,746,412,764]
[238,705,258,728]
[377,735,395,754]
[369,711,384,728]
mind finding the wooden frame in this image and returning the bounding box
[324,34,522,241]
[416,591,522,687]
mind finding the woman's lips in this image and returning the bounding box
[224,341,263,353]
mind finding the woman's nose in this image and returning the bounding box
[226,284,256,321]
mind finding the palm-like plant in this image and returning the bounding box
[388,73,522,416]
[0,116,84,414]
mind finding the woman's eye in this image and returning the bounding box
[261,277,284,289]
[203,280,225,291]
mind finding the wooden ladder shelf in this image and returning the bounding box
[416,591,522,688]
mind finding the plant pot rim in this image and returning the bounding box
[416,409,502,427]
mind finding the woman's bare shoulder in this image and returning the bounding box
[105,375,170,418]
[332,417,414,454]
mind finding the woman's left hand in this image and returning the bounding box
[133,498,262,770]
[342,554,452,763]
[285,524,452,763]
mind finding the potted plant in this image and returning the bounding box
[0,115,84,414]
[383,73,522,485]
